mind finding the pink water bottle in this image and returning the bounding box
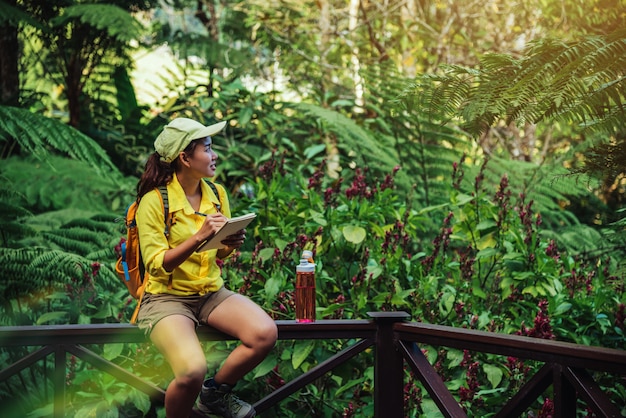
[295,250,316,323]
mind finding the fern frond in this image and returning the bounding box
[41,229,103,256]
[0,248,52,300]
[0,0,42,28]
[482,156,598,228]
[402,28,626,137]
[0,106,118,175]
[28,250,93,282]
[1,156,132,213]
[50,4,144,43]
[541,224,605,256]
[295,102,400,175]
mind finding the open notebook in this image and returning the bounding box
[196,213,257,252]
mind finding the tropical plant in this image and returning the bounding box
[215,153,626,417]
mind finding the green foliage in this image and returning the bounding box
[1,155,131,213]
[295,102,400,176]
[0,106,118,174]
[2,1,626,416]
[219,156,625,416]
[51,4,145,43]
[402,28,626,137]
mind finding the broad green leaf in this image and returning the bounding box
[104,343,124,360]
[292,340,316,369]
[334,378,362,397]
[476,246,497,258]
[478,311,491,329]
[253,352,278,379]
[36,311,68,325]
[477,233,497,250]
[482,363,503,388]
[304,144,326,159]
[25,404,53,418]
[258,247,276,262]
[343,225,366,244]
[420,399,444,417]
[446,349,464,368]
[472,285,487,299]
[422,345,438,365]
[438,292,455,315]
[476,220,497,231]
[310,210,328,226]
[129,390,151,414]
[454,193,475,205]
[264,276,282,299]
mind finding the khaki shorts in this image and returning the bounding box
[136,287,235,336]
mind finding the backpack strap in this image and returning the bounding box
[157,185,172,236]
[156,185,174,291]
[204,179,222,213]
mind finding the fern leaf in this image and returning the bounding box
[295,102,400,176]
[0,106,118,175]
[50,4,144,43]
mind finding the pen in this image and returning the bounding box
[194,211,207,217]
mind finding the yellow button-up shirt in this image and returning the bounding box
[136,173,230,295]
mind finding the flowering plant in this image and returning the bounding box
[222,154,625,417]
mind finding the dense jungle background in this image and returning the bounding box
[1,0,625,416]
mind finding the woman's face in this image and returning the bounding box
[185,137,218,178]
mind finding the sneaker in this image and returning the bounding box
[196,380,256,418]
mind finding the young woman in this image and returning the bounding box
[135,117,277,418]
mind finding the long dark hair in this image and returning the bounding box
[136,140,203,200]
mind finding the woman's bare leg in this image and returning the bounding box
[205,294,277,385]
[150,314,207,418]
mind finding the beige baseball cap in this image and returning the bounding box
[154,117,227,163]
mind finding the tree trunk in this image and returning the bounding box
[0,0,20,107]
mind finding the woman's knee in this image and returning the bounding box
[252,318,278,352]
[173,360,207,388]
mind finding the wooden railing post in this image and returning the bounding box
[553,364,577,418]
[368,311,411,418]
[53,345,65,418]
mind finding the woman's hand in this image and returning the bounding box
[198,213,227,242]
[221,228,246,249]
[216,229,246,259]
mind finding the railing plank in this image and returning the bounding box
[553,363,577,418]
[369,312,411,418]
[493,364,553,418]
[563,367,623,418]
[394,322,626,374]
[399,340,467,418]
[66,344,166,402]
[53,346,65,418]
[0,345,54,381]
[254,337,374,413]
[272,319,376,340]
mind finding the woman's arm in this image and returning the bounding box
[162,213,228,271]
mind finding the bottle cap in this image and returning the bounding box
[297,258,315,272]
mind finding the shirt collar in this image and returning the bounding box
[167,173,221,215]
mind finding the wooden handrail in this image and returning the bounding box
[1,315,625,418]
[393,321,626,374]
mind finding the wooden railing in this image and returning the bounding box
[1,312,625,417]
